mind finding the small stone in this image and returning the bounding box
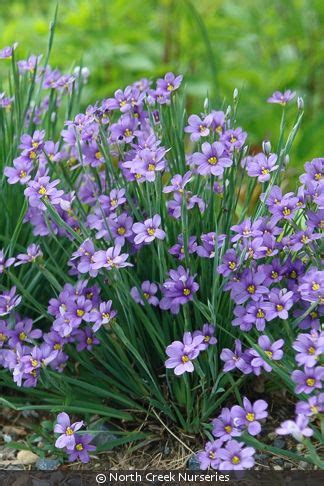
[17,450,39,465]
[273,438,285,449]
[298,461,309,470]
[92,423,117,447]
[267,432,276,441]
[273,458,284,466]
[273,465,283,470]
[36,458,60,471]
[255,453,267,460]
[296,443,305,452]
[187,454,200,470]
[283,461,292,470]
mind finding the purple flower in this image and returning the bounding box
[160,266,199,314]
[298,268,323,304]
[0,287,22,316]
[231,218,262,243]
[163,171,192,194]
[217,249,239,277]
[300,158,323,186]
[192,142,232,176]
[18,55,41,74]
[218,440,255,470]
[220,128,247,151]
[168,234,197,260]
[92,245,132,271]
[89,301,117,332]
[184,114,213,142]
[262,288,294,320]
[212,408,241,441]
[267,90,296,105]
[132,215,166,244]
[196,233,226,259]
[14,244,42,266]
[7,317,42,346]
[72,327,100,351]
[220,339,251,374]
[276,415,313,442]
[130,281,159,306]
[231,397,268,436]
[4,157,33,185]
[246,153,278,182]
[165,331,204,375]
[0,43,18,59]
[66,434,96,463]
[71,239,98,277]
[295,394,324,417]
[291,366,324,394]
[249,335,284,373]
[156,72,183,94]
[24,176,64,210]
[0,251,15,274]
[110,213,133,246]
[54,412,84,450]
[110,114,138,143]
[197,439,223,470]
[193,324,217,350]
[231,268,268,304]
[293,332,324,367]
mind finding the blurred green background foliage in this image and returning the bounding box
[0,0,323,171]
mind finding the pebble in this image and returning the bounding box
[16,450,39,464]
[273,465,283,470]
[187,454,201,470]
[36,458,60,471]
[273,438,285,449]
[267,432,277,441]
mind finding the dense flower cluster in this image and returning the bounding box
[0,45,323,468]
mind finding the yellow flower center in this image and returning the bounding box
[247,285,255,294]
[38,186,47,195]
[308,347,315,355]
[31,359,38,368]
[230,136,237,143]
[124,128,132,137]
[228,261,236,270]
[111,199,118,207]
[306,378,315,387]
[311,406,318,414]
[19,170,27,179]
[224,425,232,433]
[76,443,83,451]
[276,304,283,311]
[86,337,93,345]
[312,282,320,291]
[271,271,279,279]
[265,350,273,358]
[204,335,210,342]
[256,309,265,318]
[290,270,297,279]
[32,142,39,149]
[54,343,62,350]
[167,84,174,91]
[66,427,74,436]
[231,455,240,465]
[209,451,216,459]
[76,309,85,317]
[102,312,110,319]
[147,228,155,236]
[120,100,127,107]
[117,227,126,235]
[181,355,190,363]
[310,311,318,319]
[29,151,37,160]
[261,167,269,175]
[246,412,255,422]
[148,163,155,171]
[19,332,27,341]
[95,151,102,160]
[315,173,321,181]
[282,207,291,216]
[301,235,309,244]
[143,292,150,299]
[0,333,7,342]
[183,288,191,296]
[208,156,218,165]
[199,125,206,132]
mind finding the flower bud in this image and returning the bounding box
[262,140,271,155]
[203,97,209,111]
[225,105,231,118]
[297,96,304,110]
[233,88,238,100]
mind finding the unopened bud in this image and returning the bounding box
[233,88,238,100]
[203,97,209,112]
[262,140,271,155]
[50,112,56,123]
[297,96,304,110]
[225,105,231,118]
